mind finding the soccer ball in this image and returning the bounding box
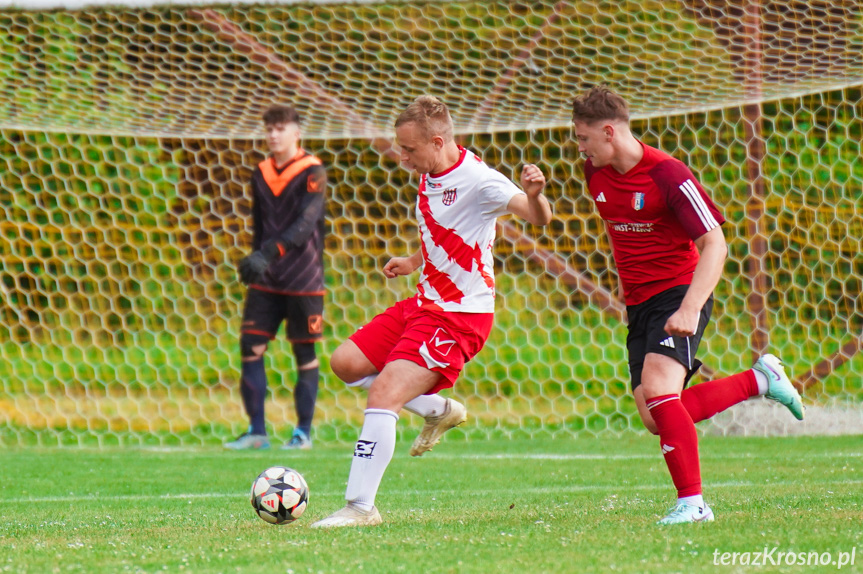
[250,466,309,525]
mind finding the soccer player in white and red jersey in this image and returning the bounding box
[571,86,804,525]
[311,95,552,528]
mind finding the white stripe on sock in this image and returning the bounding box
[647,396,679,410]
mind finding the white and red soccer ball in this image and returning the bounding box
[250,466,309,524]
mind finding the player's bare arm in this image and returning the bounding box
[382,250,423,278]
[506,163,552,225]
[664,226,728,337]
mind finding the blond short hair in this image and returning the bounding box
[395,95,454,141]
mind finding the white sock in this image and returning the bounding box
[678,494,705,509]
[346,375,375,390]
[404,393,447,418]
[752,369,769,395]
[345,375,446,418]
[345,408,398,511]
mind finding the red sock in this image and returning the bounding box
[646,394,701,498]
[681,371,758,423]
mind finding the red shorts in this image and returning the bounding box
[349,295,494,394]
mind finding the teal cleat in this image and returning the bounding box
[281,428,312,450]
[753,354,805,420]
[224,430,270,450]
[657,502,714,525]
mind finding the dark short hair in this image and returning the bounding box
[263,105,301,126]
[571,86,630,124]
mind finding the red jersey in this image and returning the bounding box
[584,142,725,306]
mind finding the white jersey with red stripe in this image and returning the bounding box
[415,146,524,313]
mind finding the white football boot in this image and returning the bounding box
[753,354,805,420]
[410,398,467,457]
[657,501,715,525]
[310,503,382,528]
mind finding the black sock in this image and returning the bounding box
[240,358,268,435]
[295,366,319,435]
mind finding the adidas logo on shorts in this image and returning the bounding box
[659,337,675,349]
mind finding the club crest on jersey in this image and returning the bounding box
[631,192,645,211]
[442,188,458,206]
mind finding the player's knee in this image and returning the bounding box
[330,344,352,381]
[240,335,269,360]
[639,379,673,403]
[293,342,317,369]
[633,384,659,435]
[332,342,370,383]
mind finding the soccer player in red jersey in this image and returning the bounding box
[571,86,804,524]
[225,105,328,451]
[311,96,552,528]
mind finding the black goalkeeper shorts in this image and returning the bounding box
[625,285,713,391]
[241,287,324,343]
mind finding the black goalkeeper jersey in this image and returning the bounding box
[249,149,327,293]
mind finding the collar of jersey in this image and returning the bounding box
[271,148,306,173]
[428,146,467,178]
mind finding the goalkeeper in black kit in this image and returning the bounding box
[225,105,327,451]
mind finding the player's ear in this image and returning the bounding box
[604,124,614,140]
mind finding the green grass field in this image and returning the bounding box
[1,435,860,573]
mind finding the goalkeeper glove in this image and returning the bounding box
[238,241,283,285]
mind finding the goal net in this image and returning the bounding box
[1,0,861,446]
